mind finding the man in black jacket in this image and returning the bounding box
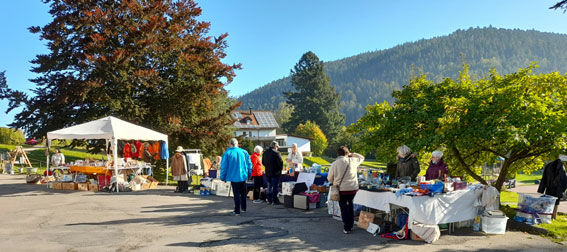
[262,141,283,205]
[537,155,567,219]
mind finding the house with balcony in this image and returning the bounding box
[232,110,311,153]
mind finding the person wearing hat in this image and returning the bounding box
[171,146,188,193]
[262,141,284,205]
[220,138,253,215]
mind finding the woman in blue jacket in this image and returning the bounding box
[220,138,253,215]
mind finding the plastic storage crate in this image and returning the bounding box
[518,193,557,214]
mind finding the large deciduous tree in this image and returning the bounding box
[283,51,345,140]
[0,0,241,156]
[352,65,567,191]
[295,121,328,156]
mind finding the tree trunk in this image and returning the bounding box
[494,160,511,192]
[450,146,488,185]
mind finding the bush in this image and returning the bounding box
[0,127,25,145]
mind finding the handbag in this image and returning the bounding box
[330,161,350,201]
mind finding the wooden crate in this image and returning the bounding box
[52,182,62,190]
[61,182,77,190]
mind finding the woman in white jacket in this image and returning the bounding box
[328,146,364,234]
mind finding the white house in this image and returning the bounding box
[232,110,279,147]
[231,110,311,153]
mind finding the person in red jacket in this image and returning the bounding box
[251,145,265,203]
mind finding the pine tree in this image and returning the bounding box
[0,0,241,156]
[283,51,345,140]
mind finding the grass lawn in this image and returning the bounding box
[500,190,519,207]
[1,144,105,172]
[303,156,333,166]
[515,173,542,185]
[361,160,386,169]
[538,214,567,242]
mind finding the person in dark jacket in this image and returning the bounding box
[537,155,567,219]
[262,141,283,205]
[395,145,420,181]
[425,151,449,180]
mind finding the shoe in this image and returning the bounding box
[230,211,240,216]
[273,201,281,205]
[343,229,352,234]
[253,199,263,203]
[241,209,247,212]
[267,201,273,205]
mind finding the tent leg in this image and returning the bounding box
[166,158,169,185]
[113,138,119,193]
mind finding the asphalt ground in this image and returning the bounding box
[0,174,565,252]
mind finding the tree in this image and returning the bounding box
[295,121,328,156]
[239,137,254,155]
[550,1,567,11]
[273,102,294,134]
[0,127,26,145]
[283,51,345,140]
[324,127,361,158]
[351,65,567,191]
[0,0,240,156]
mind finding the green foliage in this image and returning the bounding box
[0,0,240,157]
[274,102,294,134]
[239,28,567,125]
[283,51,345,139]
[324,127,361,157]
[239,138,254,155]
[295,121,328,156]
[303,156,333,166]
[352,64,567,191]
[0,127,25,145]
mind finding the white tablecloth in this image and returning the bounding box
[353,189,483,227]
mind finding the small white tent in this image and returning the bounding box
[46,116,169,192]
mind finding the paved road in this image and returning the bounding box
[0,174,564,251]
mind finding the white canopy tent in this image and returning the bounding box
[46,116,169,192]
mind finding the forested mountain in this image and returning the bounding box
[238,27,567,125]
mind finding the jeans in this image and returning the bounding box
[252,176,263,200]
[231,181,247,214]
[267,176,281,204]
[339,193,356,231]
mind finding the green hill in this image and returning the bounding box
[238,27,567,125]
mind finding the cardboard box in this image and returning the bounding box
[77,183,89,191]
[52,182,62,190]
[357,211,375,230]
[410,231,425,241]
[141,175,159,189]
[61,182,77,190]
[294,194,309,210]
[88,183,99,192]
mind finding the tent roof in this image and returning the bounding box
[46,116,168,142]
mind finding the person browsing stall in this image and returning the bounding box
[171,146,189,193]
[328,146,364,234]
[262,141,284,205]
[425,151,449,180]
[285,143,303,173]
[220,138,253,216]
[395,145,420,181]
[251,145,265,203]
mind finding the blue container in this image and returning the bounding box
[419,183,444,193]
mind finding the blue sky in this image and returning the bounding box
[1,0,566,128]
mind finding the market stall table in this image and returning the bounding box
[353,188,483,228]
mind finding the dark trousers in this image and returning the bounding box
[339,193,356,231]
[252,176,263,200]
[231,181,247,214]
[267,176,281,204]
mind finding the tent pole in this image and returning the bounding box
[166,140,169,185]
[113,138,119,193]
[46,139,50,188]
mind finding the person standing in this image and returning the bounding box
[220,138,253,215]
[51,148,65,167]
[328,146,364,234]
[286,143,304,173]
[395,145,420,181]
[262,141,284,205]
[171,146,188,193]
[251,145,265,203]
[425,151,449,180]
